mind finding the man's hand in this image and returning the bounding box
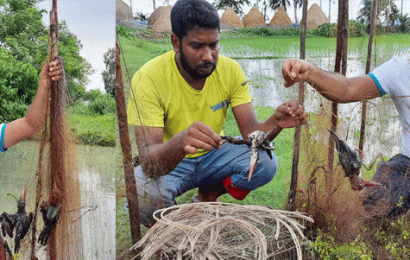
[38,59,63,89]
[282,59,312,88]
[274,100,308,129]
[180,121,222,154]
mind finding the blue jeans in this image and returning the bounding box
[134,142,278,227]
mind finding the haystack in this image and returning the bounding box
[306,3,329,29]
[116,0,133,21]
[148,6,172,26]
[269,6,292,26]
[243,7,266,28]
[221,7,244,28]
[152,8,172,36]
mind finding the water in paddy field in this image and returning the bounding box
[228,48,410,165]
[0,141,116,259]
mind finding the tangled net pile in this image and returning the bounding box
[131,202,313,260]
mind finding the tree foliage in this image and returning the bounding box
[357,0,391,25]
[0,48,38,122]
[268,0,291,12]
[214,0,251,18]
[102,48,115,97]
[0,0,93,121]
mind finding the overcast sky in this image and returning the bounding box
[131,0,410,23]
[37,0,115,92]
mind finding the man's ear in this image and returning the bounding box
[171,33,180,53]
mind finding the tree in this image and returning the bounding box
[387,1,400,26]
[214,0,251,18]
[0,0,93,108]
[268,0,291,12]
[292,0,303,24]
[398,13,409,32]
[0,48,38,122]
[357,0,391,26]
[102,48,115,97]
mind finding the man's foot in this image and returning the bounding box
[192,182,227,203]
[191,194,221,203]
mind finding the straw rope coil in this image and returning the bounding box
[131,202,313,260]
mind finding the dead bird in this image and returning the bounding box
[38,180,62,246]
[0,187,33,254]
[221,130,275,181]
[328,130,382,191]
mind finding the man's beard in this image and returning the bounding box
[179,47,217,79]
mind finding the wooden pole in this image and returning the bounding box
[359,0,378,158]
[327,0,348,194]
[48,1,64,258]
[287,0,308,211]
[115,42,141,251]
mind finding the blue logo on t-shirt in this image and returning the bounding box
[210,100,229,112]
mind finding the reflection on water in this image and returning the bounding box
[0,142,116,259]
[79,168,115,260]
[233,51,408,164]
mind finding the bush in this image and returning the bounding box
[349,20,367,37]
[88,94,116,115]
[310,230,373,260]
[316,23,337,37]
[116,25,133,38]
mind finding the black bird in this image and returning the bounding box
[13,188,33,254]
[328,130,382,191]
[0,188,33,254]
[0,235,13,260]
[38,180,61,246]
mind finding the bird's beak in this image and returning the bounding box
[249,153,258,181]
[21,187,27,202]
[361,179,383,187]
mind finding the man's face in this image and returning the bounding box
[177,27,219,79]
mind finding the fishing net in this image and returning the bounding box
[131,203,313,260]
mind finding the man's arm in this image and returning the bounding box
[135,121,222,177]
[282,59,381,103]
[3,59,62,149]
[232,100,308,141]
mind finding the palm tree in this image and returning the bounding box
[215,0,252,18]
[268,0,291,12]
[398,13,409,32]
[388,2,400,26]
[293,0,303,24]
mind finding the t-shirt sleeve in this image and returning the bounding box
[127,71,165,127]
[229,60,252,108]
[0,123,8,152]
[369,56,409,97]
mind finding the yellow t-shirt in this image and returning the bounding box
[127,50,252,158]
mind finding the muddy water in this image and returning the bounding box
[232,50,409,164]
[0,141,116,259]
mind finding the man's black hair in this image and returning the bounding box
[171,0,220,39]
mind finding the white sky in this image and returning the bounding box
[37,0,116,92]
[130,0,410,23]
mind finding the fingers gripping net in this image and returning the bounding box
[131,203,313,260]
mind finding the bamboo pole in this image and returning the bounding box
[287,0,308,211]
[115,42,141,251]
[48,1,63,258]
[327,0,348,194]
[359,0,378,159]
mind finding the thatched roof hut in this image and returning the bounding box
[306,3,330,29]
[116,0,133,21]
[243,7,266,28]
[152,7,172,37]
[148,6,172,26]
[269,6,292,27]
[221,7,244,28]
